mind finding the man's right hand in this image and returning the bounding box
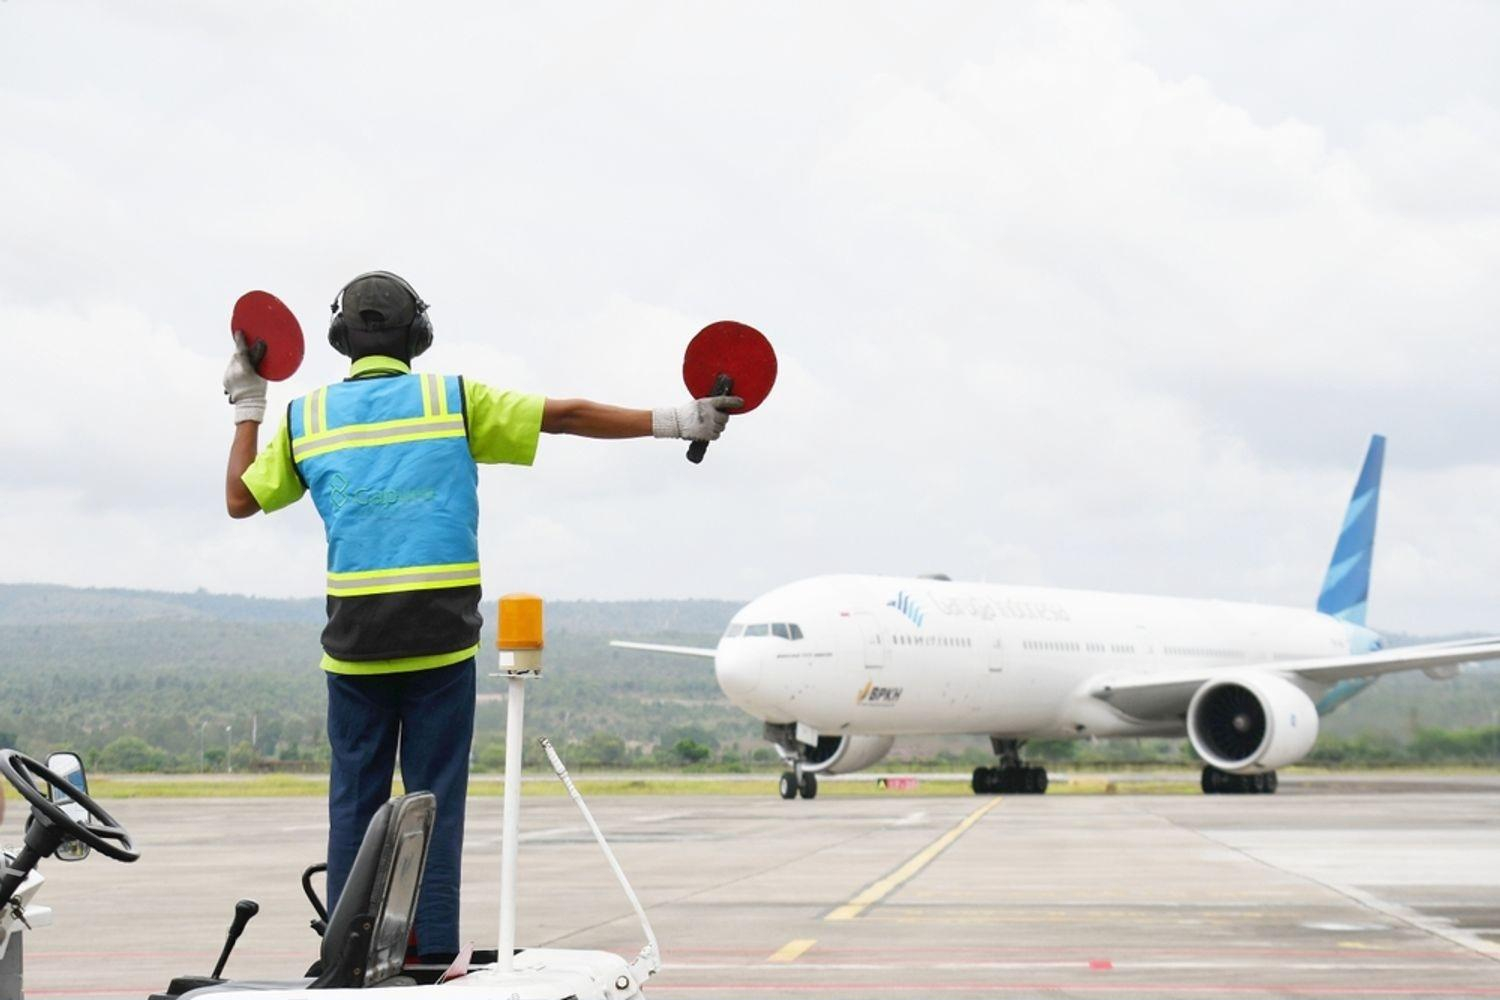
[652,396,744,442]
[224,332,268,424]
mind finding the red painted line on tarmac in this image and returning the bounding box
[1089,959,1114,970]
[29,991,165,998]
[32,982,1500,1000]
[32,948,311,960]
[649,944,1465,960]
[651,982,1500,996]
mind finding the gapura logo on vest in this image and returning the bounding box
[856,680,903,706]
[328,473,437,511]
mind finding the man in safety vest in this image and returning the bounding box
[221,270,740,961]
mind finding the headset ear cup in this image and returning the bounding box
[407,312,433,358]
[328,314,351,357]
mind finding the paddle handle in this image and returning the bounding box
[686,374,734,464]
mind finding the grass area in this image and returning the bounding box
[85,772,1202,798]
[85,764,1497,799]
[91,774,330,798]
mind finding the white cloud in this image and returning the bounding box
[1,0,1498,633]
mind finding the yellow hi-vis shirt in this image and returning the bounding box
[240,355,544,675]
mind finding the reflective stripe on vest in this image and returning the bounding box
[326,561,482,598]
[421,372,449,418]
[292,414,466,463]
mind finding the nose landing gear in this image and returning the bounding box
[972,738,1048,795]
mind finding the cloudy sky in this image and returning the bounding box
[2,1,1498,632]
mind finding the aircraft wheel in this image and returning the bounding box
[1030,768,1049,794]
[799,772,818,800]
[971,767,994,794]
[779,772,799,800]
[1263,771,1279,794]
[1202,765,1228,794]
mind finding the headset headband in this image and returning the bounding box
[330,270,428,322]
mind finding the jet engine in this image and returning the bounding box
[801,734,896,775]
[1186,673,1319,774]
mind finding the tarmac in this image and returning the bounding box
[4,772,1499,999]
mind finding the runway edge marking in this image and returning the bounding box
[825,798,1002,922]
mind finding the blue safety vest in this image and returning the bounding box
[289,370,482,660]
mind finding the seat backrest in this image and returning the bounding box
[314,792,436,989]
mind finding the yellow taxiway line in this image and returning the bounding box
[767,938,818,963]
[824,797,1002,922]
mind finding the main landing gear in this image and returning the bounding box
[779,770,818,800]
[1201,765,1278,794]
[972,738,1048,795]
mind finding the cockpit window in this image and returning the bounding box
[744,623,769,637]
[789,623,804,640]
[724,623,744,638]
[771,623,789,639]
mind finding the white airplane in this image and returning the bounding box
[617,436,1500,799]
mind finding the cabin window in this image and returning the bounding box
[772,623,790,639]
[724,623,744,638]
[745,623,769,637]
[789,624,804,640]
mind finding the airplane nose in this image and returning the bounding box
[715,642,762,701]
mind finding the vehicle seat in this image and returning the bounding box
[176,791,436,996]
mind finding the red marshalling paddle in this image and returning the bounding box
[231,290,304,382]
[681,321,777,464]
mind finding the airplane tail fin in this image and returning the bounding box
[1316,435,1385,625]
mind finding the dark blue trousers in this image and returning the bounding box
[325,657,474,956]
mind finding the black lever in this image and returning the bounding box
[302,862,329,936]
[686,373,734,465]
[210,898,260,980]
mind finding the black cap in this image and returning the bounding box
[340,273,419,332]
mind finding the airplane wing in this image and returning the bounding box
[1090,636,1500,721]
[610,640,717,659]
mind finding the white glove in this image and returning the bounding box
[223,332,268,424]
[653,396,744,441]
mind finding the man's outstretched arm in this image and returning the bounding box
[541,399,652,438]
[541,397,743,440]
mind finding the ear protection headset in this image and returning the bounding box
[327,270,433,358]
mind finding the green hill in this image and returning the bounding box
[0,584,747,770]
[0,584,1495,771]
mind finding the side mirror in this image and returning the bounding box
[45,751,91,862]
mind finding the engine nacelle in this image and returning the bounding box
[801,734,896,775]
[1187,673,1319,774]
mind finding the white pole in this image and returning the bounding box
[540,737,660,979]
[497,673,527,974]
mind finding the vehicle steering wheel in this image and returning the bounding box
[0,750,138,862]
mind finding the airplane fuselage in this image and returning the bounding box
[714,575,1382,741]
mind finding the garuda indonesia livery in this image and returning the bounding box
[616,437,1500,799]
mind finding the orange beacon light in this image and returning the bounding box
[497,593,543,673]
